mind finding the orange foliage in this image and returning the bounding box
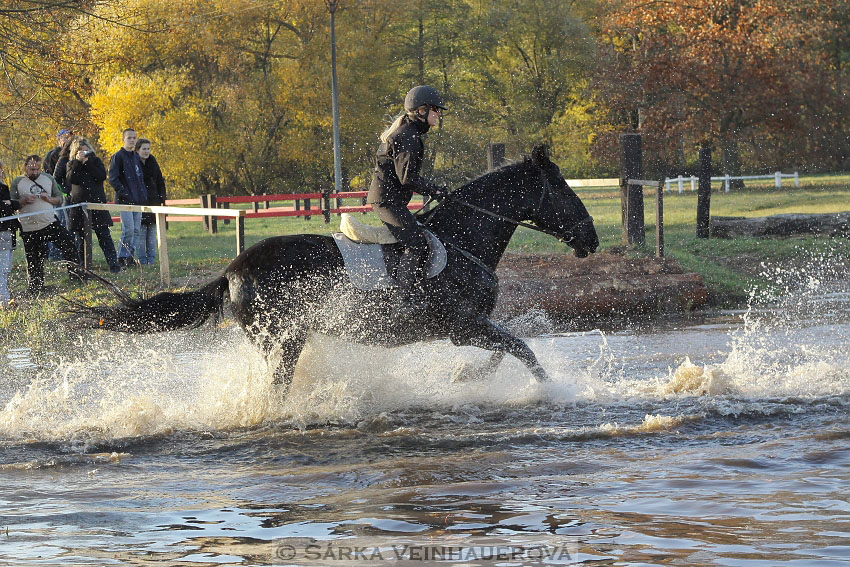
[596,0,837,161]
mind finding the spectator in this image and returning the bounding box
[135,138,166,266]
[0,159,20,308]
[45,130,73,259]
[10,155,82,295]
[52,136,76,198]
[66,138,121,274]
[44,129,73,176]
[108,128,147,267]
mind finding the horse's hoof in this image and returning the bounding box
[451,363,485,383]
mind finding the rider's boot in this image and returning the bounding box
[394,248,427,317]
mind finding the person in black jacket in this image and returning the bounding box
[0,159,20,308]
[66,138,120,273]
[46,132,74,258]
[52,136,75,199]
[135,138,166,266]
[43,129,73,176]
[108,128,147,267]
[367,85,449,313]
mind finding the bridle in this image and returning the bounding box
[420,168,593,245]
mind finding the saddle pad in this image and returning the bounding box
[332,230,447,290]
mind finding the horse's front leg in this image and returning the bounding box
[451,316,550,382]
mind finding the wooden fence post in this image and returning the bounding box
[322,190,331,224]
[207,194,217,234]
[200,195,209,231]
[235,211,245,255]
[155,212,170,287]
[696,145,712,239]
[620,133,645,246]
[487,143,506,170]
[655,179,664,257]
[305,198,311,221]
[82,208,93,270]
[222,201,231,225]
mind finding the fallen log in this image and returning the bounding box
[711,212,850,238]
[494,252,707,327]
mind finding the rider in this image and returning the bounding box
[367,85,449,311]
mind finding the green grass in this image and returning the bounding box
[3,179,850,344]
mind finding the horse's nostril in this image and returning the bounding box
[574,248,589,258]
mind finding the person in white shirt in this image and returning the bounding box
[10,155,82,295]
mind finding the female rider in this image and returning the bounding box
[367,85,449,312]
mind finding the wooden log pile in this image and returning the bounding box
[494,252,707,326]
[711,212,850,238]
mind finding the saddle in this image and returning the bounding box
[333,213,447,290]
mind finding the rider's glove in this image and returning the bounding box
[432,184,451,199]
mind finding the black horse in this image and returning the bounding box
[68,146,598,391]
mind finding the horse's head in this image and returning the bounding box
[526,145,599,258]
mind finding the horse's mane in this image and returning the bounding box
[452,156,535,200]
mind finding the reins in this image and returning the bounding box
[418,172,593,245]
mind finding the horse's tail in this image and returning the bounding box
[65,274,230,334]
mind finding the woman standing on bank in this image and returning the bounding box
[66,137,121,273]
[135,138,166,266]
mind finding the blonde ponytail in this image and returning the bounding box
[379,111,409,144]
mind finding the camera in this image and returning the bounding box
[83,150,95,157]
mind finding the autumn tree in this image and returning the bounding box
[370,0,599,178]
[595,0,831,178]
[0,1,102,162]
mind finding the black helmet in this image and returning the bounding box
[404,85,446,112]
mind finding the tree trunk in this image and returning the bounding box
[676,132,686,172]
[416,9,425,84]
[721,135,745,190]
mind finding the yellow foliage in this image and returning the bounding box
[89,71,190,153]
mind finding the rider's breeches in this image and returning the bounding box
[373,202,428,292]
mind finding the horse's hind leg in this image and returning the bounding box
[269,331,308,392]
[451,316,550,382]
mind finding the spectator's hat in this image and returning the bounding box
[57,128,72,139]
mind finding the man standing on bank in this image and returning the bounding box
[10,155,82,295]
[108,128,147,267]
[367,85,449,314]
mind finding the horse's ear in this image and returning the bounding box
[531,144,550,166]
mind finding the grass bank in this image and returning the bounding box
[2,180,850,345]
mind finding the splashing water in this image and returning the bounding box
[1,245,849,446]
[1,251,850,566]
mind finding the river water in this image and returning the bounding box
[1,277,849,565]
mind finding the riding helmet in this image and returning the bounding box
[404,85,447,112]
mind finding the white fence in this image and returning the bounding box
[665,171,799,193]
[86,203,245,286]
[0,202,244,287]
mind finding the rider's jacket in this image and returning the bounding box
[367,115,442,207]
